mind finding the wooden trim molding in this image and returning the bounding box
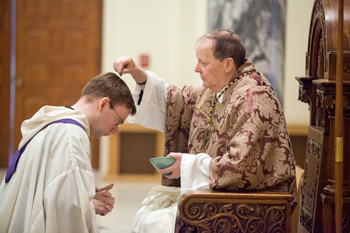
[287,123,309,135]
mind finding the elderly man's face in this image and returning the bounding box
[194,38,228,92]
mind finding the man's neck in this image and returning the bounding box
[71,97,94,125]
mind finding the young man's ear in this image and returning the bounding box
[98,97,110,113]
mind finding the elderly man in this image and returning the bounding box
[0,72,136,233]
[114,29,296,233]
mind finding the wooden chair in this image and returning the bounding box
[176,190,293,233]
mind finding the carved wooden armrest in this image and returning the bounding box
[178,190,294,233]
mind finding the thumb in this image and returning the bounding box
[96,183,114,192]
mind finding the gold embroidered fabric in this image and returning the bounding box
[162,59,297,208]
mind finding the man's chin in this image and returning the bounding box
[90,134,102,138]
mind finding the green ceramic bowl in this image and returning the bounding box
[149,157,175,176]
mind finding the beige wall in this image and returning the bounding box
[99,0,315,175]
[284,0,314,125]
[102,0,207,88]
[100,0,207,175]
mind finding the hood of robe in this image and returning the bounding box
[18,105,90,149]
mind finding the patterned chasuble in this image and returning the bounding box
[162,59,297,209]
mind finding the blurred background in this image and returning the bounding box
[0,0,314,232]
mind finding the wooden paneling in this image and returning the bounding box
[0,0,102,168]
[0,0,11,167]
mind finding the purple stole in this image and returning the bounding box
[5,119,85,183]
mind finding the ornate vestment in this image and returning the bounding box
[163,59,297,207]
[129,59,297,232]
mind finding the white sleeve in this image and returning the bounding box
[128,71,168,133]
[180,153,211,195]
[90,201,96,214]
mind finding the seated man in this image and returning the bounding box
[113,29,297,233]
[0,72,136,233]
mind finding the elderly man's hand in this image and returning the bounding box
[113,56,148,86]
[113,55,136,76]
[92,183,115,216]
[158,153,182,179]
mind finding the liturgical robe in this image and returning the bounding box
[129,59,297,233]
[0,106,99,233]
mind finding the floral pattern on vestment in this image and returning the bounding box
[162,59,297,208]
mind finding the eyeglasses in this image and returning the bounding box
[110,103,124,127]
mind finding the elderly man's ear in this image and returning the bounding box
[225,58,236,73]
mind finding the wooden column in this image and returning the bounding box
[334,0,344,231]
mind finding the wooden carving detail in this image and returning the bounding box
[344,60,350,74]
[307,138,322,157]
[318,93,335,113]
[315,90,327,128]
[316,92,335,128]
[299,85,312,104]
[315,82,350,118]
[320,195,350,232]
[299,138,322,232]
[317,37,324,79]
[312,0,325,36]
[298,85,312,104]
[296,77,316,105]
[178,191,293,233]
[343,208,350,230]
[180,202,288,233]
[345,96,350,118]
[310,0,327,74]
[297,0,350,230]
